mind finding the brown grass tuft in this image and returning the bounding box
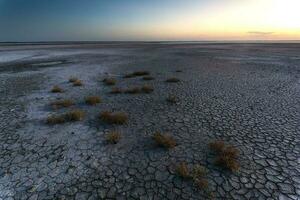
[85,96,101,105]
[209,140,225,153]
[46,109,84,124]
[152,132,176,149]
[73,79,83,86]
[51,86,63,93]
[124,87,141,94]
[209,141,240,172]
[69,77,78,83]
[103,78,116,86]
[194,178,209,190]
[64,110,85,121]
[124,71,150,78]
[110,87,123,94]
[166,77,180,83]
[99,111,128,124]
[176,162,190,179]
[51,99,74,109]
[106,131,121,144]
[46,115,66,124]
[141,85,154,93]
[166,94,178,103]
[142,76,154,80]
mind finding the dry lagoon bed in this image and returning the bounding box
[0,42,299,199]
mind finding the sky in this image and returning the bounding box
[0,0,299,41]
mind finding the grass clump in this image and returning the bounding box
[166,94,178,103]
[64,110,85,121]
[141,85,154,93]
[110,87,123,94]
[124,87,141,94]
[73,79,83,86]
[209,141,240,172]
[106,131,121,144]
[99,111,128,124]
[46,115,66,124]
[166,77,180,83]
[69,77,78,83]
[152,132,176,149]
[124,71,150,78]
[176,162,190,179]
[51,99,74,109]
[103,78,116,86]
[142,76,154,81]
[46,110,84,124]
[51,86,63,93]
[85,96,101,105]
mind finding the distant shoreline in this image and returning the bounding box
[1,40,300,46]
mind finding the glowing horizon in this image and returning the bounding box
[0,0,299,41]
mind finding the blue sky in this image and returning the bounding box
[0,0,299,41]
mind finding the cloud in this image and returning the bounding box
[247,31,274,35]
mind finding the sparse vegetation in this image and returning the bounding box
[141,85,154,93]
[46,115,66,124]
[166,94,178,103]
[51,99,74,109]
[124,71,150,78]
[46,110,84,124]
[209,141,240,172]
[152,132,176,149]
[106,131,121,144]
[99,111,128,124]
[85,96,101,105]
[64,110,85,121]
[124,87,141,94]
[166,77,180,83]
[110,87,123,94]
[73,79,83,86]
[103,78,116,85]
[142,76,154,80]
[176,162,190,179]
[69,77,78,83]
[51,86,63,93]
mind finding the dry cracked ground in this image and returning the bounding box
[0,42,299,200]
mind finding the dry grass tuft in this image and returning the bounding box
[124,71,150,78]
[103,78,116,86]
[209,140,225,152]
[166,94,178,103]
[209,141,240,172]
[85,96,101,105]
[73,79,83,86]
[100,111,128,124]
[142,76,154,80]
[64,110,85,121]
[141,85,154,93]
[194,178,209,190]
[51,99,74,109]
[152,132,176,149]
[51,86,63,93]
[124,87,141,94]
[69,77,78,83]
[192,165,207,179]
[46,110,84,124]
[176,162,190,179]
[106,131,121,144]
[166,77,180,83]
[110,87,123,94]
[46,115,66,124]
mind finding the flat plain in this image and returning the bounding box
[0,42,299,199]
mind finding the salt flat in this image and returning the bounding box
[0,42,299,199]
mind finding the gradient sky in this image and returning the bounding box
[0,0,299,41]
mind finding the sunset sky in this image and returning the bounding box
[0,0,299,41]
